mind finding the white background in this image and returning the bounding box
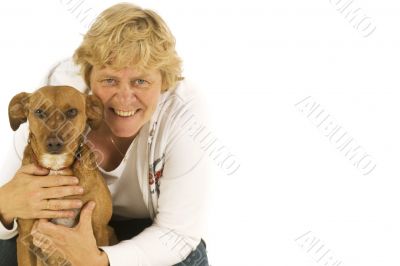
[1,0,400,265]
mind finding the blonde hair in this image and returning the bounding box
[73,2,182,91]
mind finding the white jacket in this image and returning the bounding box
[0,59,210,266]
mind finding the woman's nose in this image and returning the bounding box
[119,83,131,94]
[116,83,136,100]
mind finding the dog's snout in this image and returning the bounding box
[46,137,64,153]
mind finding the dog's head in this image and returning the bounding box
[8,86,103,169]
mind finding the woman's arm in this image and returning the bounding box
[0,186,15,229]
[100,155,209,266]
[0,123,28,238]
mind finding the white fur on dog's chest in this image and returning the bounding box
[41,153,69,171]
[51,208,81,227]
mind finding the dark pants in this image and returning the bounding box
[0,234,17,266]
[0,218,209,266]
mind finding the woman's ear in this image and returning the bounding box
[8,92,30,131]
[85,94,104,129]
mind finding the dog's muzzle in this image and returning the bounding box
[46,136,64,154]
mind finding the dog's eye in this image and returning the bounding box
[66,108,78,118]
[34,109,46,119]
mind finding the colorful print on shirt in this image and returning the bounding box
[149,153,165,196]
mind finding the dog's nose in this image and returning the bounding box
[46,137,64,153]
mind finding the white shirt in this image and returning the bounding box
[0,59,210,266]
[99,136,150,220]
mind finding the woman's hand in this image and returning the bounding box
[31,201,109,266]
[0,163,84,222]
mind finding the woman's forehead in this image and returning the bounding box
[92,65,159,78]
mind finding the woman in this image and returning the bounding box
[0,3,210,265]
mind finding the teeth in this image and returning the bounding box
[114,109,137,117]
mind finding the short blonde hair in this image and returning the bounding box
[73,2,182,91]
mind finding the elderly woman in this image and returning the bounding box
[0,3,209,265]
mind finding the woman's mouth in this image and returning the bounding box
[110,108,140,118]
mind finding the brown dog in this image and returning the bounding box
[8,85,117,266]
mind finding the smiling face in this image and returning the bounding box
[90,65,162,138]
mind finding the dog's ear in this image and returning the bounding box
[8,92,30,131]
[86,94,104,130]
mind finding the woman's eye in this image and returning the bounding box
[134,79,148,87]
[101,79,117,86]
[34,109,46,119]
[66,108,78,118]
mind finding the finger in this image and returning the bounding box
[31,218,48,234]
[42,186,83,199]
[18,163,49,176]
[31,219,40,234]
[78,201,96,229]
[31,218,49,235]
[37,210,77,219]
[37,219,64,237]
[32,232,47,247]
[39,218,50,224]
[32,232,56,254]
[37,175,80,188]
[42,199,83,210]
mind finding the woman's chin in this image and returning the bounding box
[107,124,139,138]
[105,121,140,138]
